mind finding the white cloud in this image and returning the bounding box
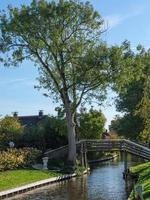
[104,15,124,29]
[104,5,146,30]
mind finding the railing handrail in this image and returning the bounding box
[44,139,150,160]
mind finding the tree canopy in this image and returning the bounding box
[0,0,142,163]
[110,45,150,142]
[0,116,23,146]
[79,108,106,140]
[0,0,109,163]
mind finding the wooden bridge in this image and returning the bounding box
[44,139,150,171]
[44,139,150,160]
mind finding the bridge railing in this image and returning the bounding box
[85,139,123,151]
[44,141,83,159]
[84,139,150,160]
[44,145,68,158]
[44,139,150,161]
[123,140,150,160]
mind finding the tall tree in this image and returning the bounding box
[109,80,144,139]
[136,72,150,143]
[110,45,150,142]
[0,1,140,163]
[0,0,110,164]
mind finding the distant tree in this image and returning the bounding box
[110,45,150,142]
[0,116,23,146]
[109,115,143,140]
[79,108,106,139]
[110,80,144,139]
[137,76,150,143]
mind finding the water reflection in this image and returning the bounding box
[11,176,88,200]
[10,155,141,200]
[88,161,128,200]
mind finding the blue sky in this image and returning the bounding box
[0,0,150,128]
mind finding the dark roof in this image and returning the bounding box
[18,115,47,127]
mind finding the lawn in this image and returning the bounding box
[130,162,150,200]
[0,169,60,192]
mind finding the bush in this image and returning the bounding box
[0,148,42,171]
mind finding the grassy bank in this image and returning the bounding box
[0,169,60,191]
[129,162,150,200]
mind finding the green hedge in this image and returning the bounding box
[0,148,42,171]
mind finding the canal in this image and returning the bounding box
[11,154,141,200]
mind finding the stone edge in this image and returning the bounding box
[0,171,87,200]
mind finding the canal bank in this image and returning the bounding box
[4,154,142,200]
[0,154,117,199]
[0,170,88,200]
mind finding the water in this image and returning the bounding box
[11,155,140,200]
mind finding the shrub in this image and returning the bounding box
[0,148,42,171]
[22,147,42,165]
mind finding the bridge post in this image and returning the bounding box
[123,150,128,179]
[80,142,88,168]
[83,142,88,168]
[80,142,84,167]
[124,151,128,171]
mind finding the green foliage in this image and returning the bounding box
[110,80,144,140]
[109,114,143,140]
[130,162,150,174]
[74,165,87,176]
[0,0,109,106]
[79,108,106,139]
[0,116,23,147]
[116,80,143,114]
[137,76,150,143]
[130,162,150,200]
[1,1,145,162]
[110,46,150,142]
[19,125,46,151]
[0,148,42,171]
[38,116,68,149]
[0,0,111,163]
[18,116,67,151]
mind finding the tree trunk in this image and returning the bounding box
[65,104,77,165]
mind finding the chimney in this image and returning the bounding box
[39,110,43,118]
[13,112,18,117]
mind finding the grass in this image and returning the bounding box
[130,162,150,200]
[0,169,60,192]
[130,162,150,174]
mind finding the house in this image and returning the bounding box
[13,110,47,127]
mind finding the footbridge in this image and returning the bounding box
[44,139,150,171]
[44,139,150,160]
